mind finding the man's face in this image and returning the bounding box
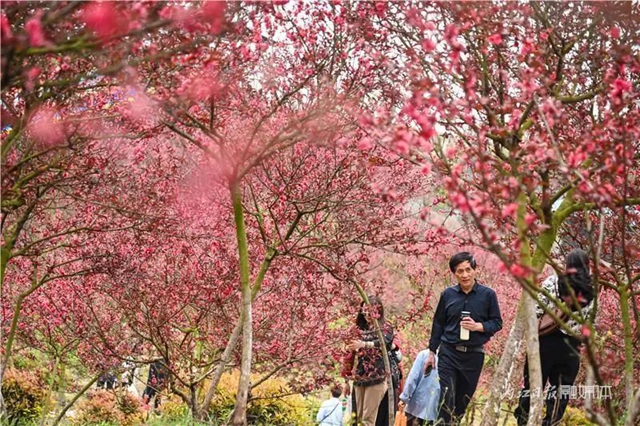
[454,260,476,286]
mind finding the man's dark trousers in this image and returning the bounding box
[436,344,484,425]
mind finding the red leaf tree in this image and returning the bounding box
[354,2,640,424]
[1,0,234,416]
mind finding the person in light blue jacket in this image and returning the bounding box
[399,349,440,426]
[317,385,344,426]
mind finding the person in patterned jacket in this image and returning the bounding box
[344,296,394,426]
[515,248,595,426]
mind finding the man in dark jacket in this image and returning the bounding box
[425,252,503,425]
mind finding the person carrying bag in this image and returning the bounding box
[515,249,595,426]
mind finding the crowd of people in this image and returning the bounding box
[96,358,169,412]
[95,249,594,426]
[329,249,594,426]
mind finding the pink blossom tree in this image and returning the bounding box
[4,4,425,425]
[353,2,640,424]
[5,2,638,426]
[112,3,424,423]
[1,1,227,415]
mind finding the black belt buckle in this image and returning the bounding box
[455,345,468,353]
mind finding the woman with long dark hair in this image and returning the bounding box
[343,296,395,426]
[515,248,595,426]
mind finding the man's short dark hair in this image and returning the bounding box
[449,252,477,272]
[331,385,342,398]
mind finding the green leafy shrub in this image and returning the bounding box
[561,406,596,425]
[1,368,47,425]
[208,372,313,425]
[11,353,39,372]
[146,412,209,426]
[73,390,144,426]
[160,395,190,422]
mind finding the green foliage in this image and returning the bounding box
[1,368,47,425]
[11,353,40,372]
[145,413,210,426]
[560,406,596,426]
[73,390,144,426]
[329,317,349,330]
[304,396,322,423]
[159,395,191,422]
[207,374,234,423]
[207,372,313,425]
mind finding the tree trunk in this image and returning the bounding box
[230,294,252,426]
[625,390,640,426]
[189,384,198,420]
[480,296,525,426]
[51,374,100,426]
[57,362,67,410]
[197,247,275,421]
[0,248,8,417]
[196,318,243,420]
[0,363,6,420]
[481,194,563,426]
[523,293,544,426]
[1,273,45,419]
[229,184,252,426]
[39,355,61,426]
[619,284,635,419]
[517,195,544,426]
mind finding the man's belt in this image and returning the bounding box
[444,342,485,354]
